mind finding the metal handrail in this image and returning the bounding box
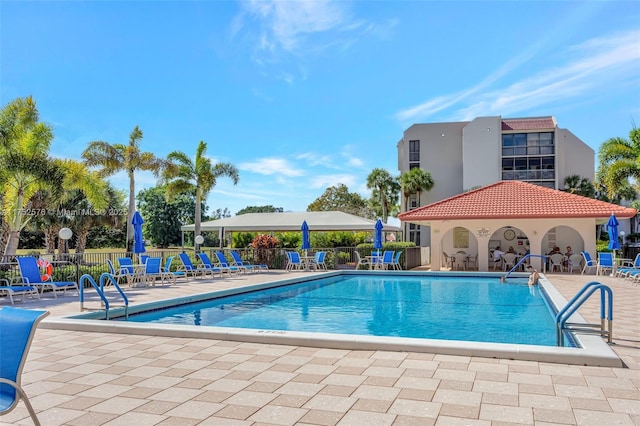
[555,281,613,346]
[79,273,129,320]
[503,253,547,280]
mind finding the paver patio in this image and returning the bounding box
[1,270,639,425]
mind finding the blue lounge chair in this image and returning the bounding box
[581,251,597,275]
[230,251,268,272]
[16,256,78,298]
[210,252,241,274]
[163,256,186,282]
[177,253,214,279]
[0,279,39,305]
[615,253,640,277]
[0,307,49,425]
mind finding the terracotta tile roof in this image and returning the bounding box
[501,117,555,131]
[399,180,637,221]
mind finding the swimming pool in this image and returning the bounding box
[120,274,570,347]
[48,271,622,367]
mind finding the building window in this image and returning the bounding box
[409,195,418,209]
[409,223,421,245]
[501,132,555,188]
[409,140,420,168]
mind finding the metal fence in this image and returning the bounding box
[0,246,426,284]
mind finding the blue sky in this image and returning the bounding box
[2,1,639,219]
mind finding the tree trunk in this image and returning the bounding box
[75,222,91,254]
[127,170,135,252]
[44,226,59,254]
[4,230,20,258]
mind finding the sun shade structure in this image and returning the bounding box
[181,211,401,233]
[399,180,637,272]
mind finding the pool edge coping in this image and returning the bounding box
[40,271,623,368]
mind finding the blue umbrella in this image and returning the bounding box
[607,214,620,252]
[373,219,384,253]
[301,220,310,252]
[132,211,146,254]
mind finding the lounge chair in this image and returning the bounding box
[16,256,78,298]
[0,307,49,425]
[178,253,215,279]
[615,253,640,277]
[163,256,187,282]
[0,279,39,305]
[194,253,225,276]
[211,252,242,274]
[230,251,268,272]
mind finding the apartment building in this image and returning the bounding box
[397,116,595,245]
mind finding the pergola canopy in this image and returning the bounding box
[181,211,401,233]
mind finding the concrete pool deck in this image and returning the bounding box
[2,270,639,425]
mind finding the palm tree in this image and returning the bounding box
[562,174,595,198]
[82,126,164,251]
[162,140,239,240]
[0,96,66,257]
[597,127,640,200]
[366,168,400,223]
[399,167,434,211]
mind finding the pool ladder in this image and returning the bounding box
[555,281,612,346]
[79,273,129,320]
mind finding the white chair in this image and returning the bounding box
[567,253,583,274]
[466,253,478,270]
[442,252,452,269]
[354,251,369,270]
[501,253,517,271]
[454,252,467,270]
[549,253,565,272]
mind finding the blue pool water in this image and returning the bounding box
[122,274,570,347]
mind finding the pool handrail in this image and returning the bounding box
[504,253,547,279]
[79,273,129,320]
[555,281,612,346]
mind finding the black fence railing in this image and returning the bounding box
[0,246,421,284]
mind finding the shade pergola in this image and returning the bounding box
[181,211,400,238]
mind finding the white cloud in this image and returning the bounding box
[238,157,305,177]
[241,0,348,52]
[309,173,357,189]
[395,29,640,124]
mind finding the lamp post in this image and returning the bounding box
[58,228,73,261]
[195,235,204,253]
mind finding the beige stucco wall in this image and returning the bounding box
[462,116,502,190]
[423,218,597,272]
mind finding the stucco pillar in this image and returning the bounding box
[430,226,442,271]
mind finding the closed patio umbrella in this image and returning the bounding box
[607,213,620,254]
[373,219,383,254]
[132,211,146,254]
[301,220,310,255]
